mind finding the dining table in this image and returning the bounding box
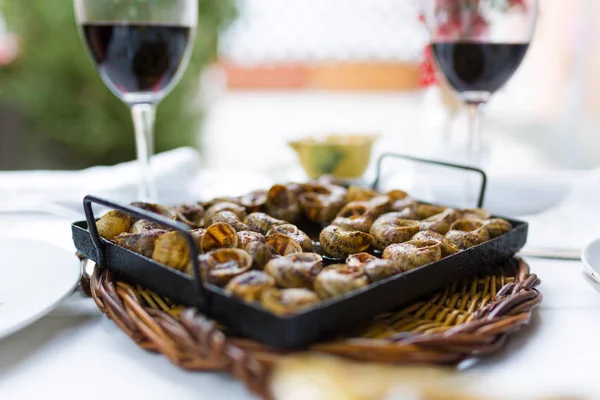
[0,139,599,399]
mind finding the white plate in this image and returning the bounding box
[582,238,600,283]
[0,238,81,340]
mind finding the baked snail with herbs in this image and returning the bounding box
[260,288,320,316]
[266,233,303,256]
[346,185,380,202]
[196,248,253,286]
[332,196,390,233]
[267,224,314,252]
[266,184,301,222]
[245,212,286,235]
[203,201,247,227]
[96,210,132,240]
[175,203,205,228]
[346,252,378,268]
[369,213,420,250]
[483,218,512,238]
[418,208,461,235]
[364,259,406,283]
[382,239,442,270]
[129,219,165,234]
[236,230,274,269]
[112,229,167,258]
[445,219,491,249]
[200,222,239,253]
[314,264,369,299]
[387,189,416,212]
[411,230,459,257]
[225,270,276,302]
[319,225,373,259]
[152,231,191,271]
[211,210,250,231]
[298,183,347,225]
[264,253,323,289]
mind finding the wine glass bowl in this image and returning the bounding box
[74,0,198,201]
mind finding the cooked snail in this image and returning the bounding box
[152,231,191,271]
[382,240,442,270]
[388,189,416,212]
[364,259,406,282]
[483,218,512,238]
[298,183,347,225]
[445,219,491,249]
[346,252,378,268]
[211,210,250,231]
[236,231,274,268]
[314,264,369,299]
[267,224,314,252]
[346,185,380,202]
[462,208,491,220]
[414,204,447,220]
[175,203,205,228]
[200,223,239,253]
[319,225,373,259]
[239,190,267,212]
[112,229,167,258]
[266,184,301,222]
[129,219,165,234]
[264,253,323,289]
[197,248,253,286]
[419,208,460,235]
[225,270,276,302]
[260,288,320,315]
[245,212,286,235]
[369,213,420,250]
[411,230,459,257]
[266,233,303,256]
[96,210,132,240]
[203,201,247,227]
[237,230,266,247]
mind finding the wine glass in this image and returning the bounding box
[425,0,538,167]
[74,0,198,202]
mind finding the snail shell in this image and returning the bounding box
[239,190,267,213]
[211,210,250,231]
[314,264,369,299]
[203,201,247,227]
[175,203,205,228]
[346,185,380,202]
[266,233,303,256]
[266,184,301,222]
[419,208,460,235]
[369,213,420,250]
[346,252,378,268]
[236,230,275,269]
[96,210,132,240]
[414,204,447,220]
[264,252,323,289]
[245,212,286,235]
[382,240,442,270]
[152,231,191,271]
[388,190,416,212]
[332,202,374,233]
[364,259,405,283]
[462,208,491,220]
[200,223,239,253]
[260,288,320,316]
[197,248,253,286]
[267,224,314,252]
[298,183,347,225]
[225,270,276,302]
[483,218,512,238]
[319,225,373,259]
[411,230,459,257]
[129,219,165,234]
[236,230,266,247]
[112,229,167,258]
[445,219,491,249]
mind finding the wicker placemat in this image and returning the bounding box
[83,257,541,399]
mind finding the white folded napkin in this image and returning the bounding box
[0,147,201,215]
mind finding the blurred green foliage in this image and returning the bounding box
[0,0,236,169]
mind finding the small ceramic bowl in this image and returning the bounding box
[288,134,378,179]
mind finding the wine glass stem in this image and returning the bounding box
[131,103,158,202]
[467,103,483,166]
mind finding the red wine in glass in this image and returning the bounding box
[82,22,192,105]
[431,42,529,101]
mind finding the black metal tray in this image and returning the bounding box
[71,154,528,349]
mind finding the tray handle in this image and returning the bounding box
[371,153,488,208]
[83,195,210,311]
